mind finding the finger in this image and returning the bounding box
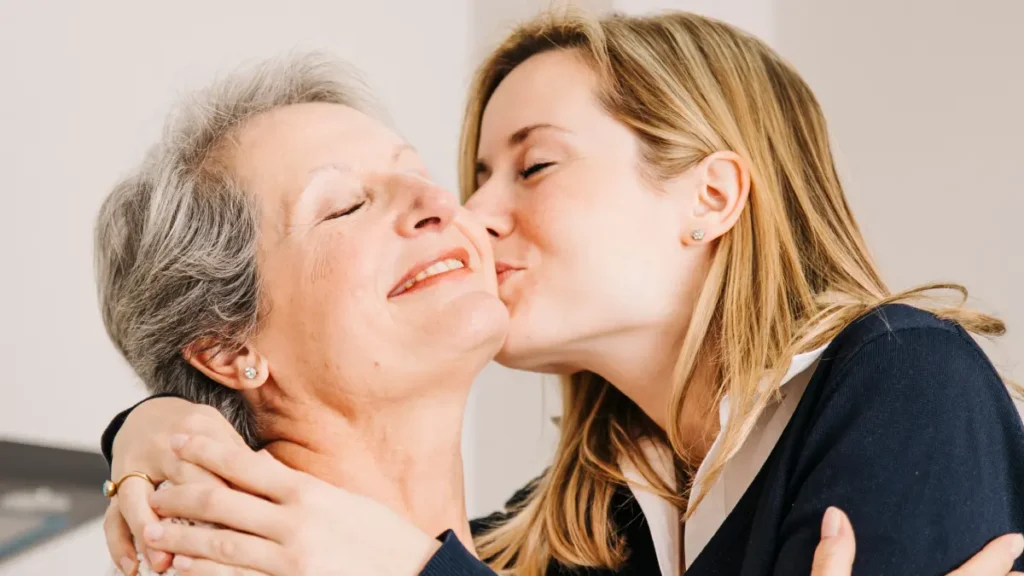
[811,507,856,576]
[141,520,290,575]
[103,501,140,576]
[169,555,271,576]
[148,483,286,540]
[948,533,1024,576]
[172,435,297,502]
[183,406,251,450]
[164,459,228,488]
[116,478,172,571]
[163,414,245,486]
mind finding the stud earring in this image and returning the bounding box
[691,229,705,241]
[243,366,258,380]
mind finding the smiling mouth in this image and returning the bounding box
[389,249,470,297]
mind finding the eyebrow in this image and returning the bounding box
[509,123,567,146]
[299,142,419,199]
[475,123,570,175]
[392,142,418,162]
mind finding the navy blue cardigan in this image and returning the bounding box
[102,305,1024,574]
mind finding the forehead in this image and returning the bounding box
[479,50,599,145]
[230,102,405,204]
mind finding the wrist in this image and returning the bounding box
[382,524,442,575]
[110,396,191,473]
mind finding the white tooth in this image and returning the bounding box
[400,259,464,294]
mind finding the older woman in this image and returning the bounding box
[93,54,511,574]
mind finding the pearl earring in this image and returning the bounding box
[243,366,258,379]
[691,229,705,241]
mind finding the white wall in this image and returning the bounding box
[613,0,776,43]
[0,1,473,573]
[773,0,1024,389]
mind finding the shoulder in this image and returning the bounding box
[772,305,1024,574]
[803,304,1019,437]
[828,302,971,357]
[822,304,1003,398]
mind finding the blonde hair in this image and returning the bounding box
[459,10,1016,574]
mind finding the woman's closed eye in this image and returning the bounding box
[519,161,555,180]
[323,200,366,222]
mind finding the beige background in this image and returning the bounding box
[1,0,1020,573]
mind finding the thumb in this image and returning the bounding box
[811,507,857,576]
[947,533,1024,576]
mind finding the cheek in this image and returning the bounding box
[524,167,655,268]
[517,175,608,257]
[517,171,682,313]
[282,267,387,387]
[310,252,380,335]
[268,239,382,344]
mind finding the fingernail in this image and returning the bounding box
[174,555,193,570]
[143,523,164,542]
[1009,533,1024,557]
[170,434,189,450]
[821,506,842,539]
[119,557,135,576]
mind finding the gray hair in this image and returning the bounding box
[95,52,381,445]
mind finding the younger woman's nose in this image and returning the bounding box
[464,183,513,239]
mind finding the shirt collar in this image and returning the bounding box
[716,344,829,433]
[619,343,830,576]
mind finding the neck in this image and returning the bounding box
[580,325,719,460]
[257,381,475,553]
[581,323,687,430]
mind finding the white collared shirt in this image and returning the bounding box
[619,344,830,576]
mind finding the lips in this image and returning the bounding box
[495,261,524,284]
[389,247,471,297]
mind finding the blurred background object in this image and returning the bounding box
[0,441,108,566]
[1,0,1020,572]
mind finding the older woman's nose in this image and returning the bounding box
[395,175,457,237]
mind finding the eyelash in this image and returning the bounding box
[519,162,554,180]
[324,200,366,221]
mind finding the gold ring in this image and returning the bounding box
[102,472,156,499]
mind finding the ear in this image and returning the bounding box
[680,151,751,245]
[183,340,269,391]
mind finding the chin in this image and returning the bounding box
[433,291,509,366]
[493,335,572,375]
[492,308,588,375]
[494,350,572,375]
